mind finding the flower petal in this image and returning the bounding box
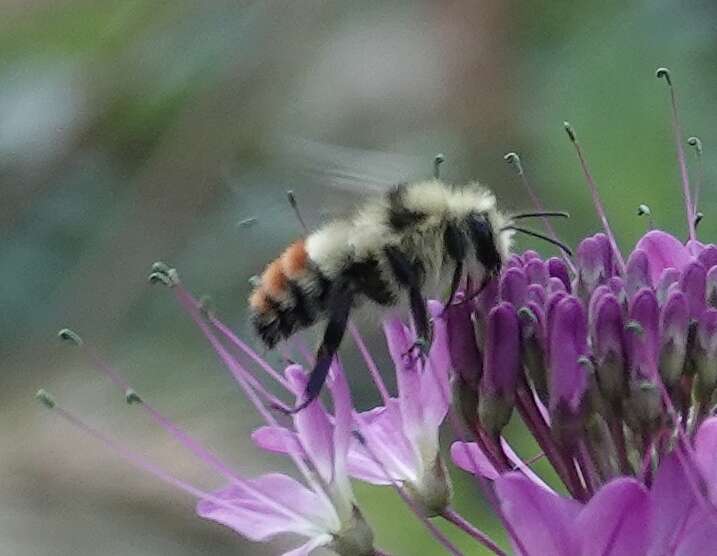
[196,474,333,541]
[420,301,452,430]
[495,473,579,556]
[576,478,650,556]
[286,366,335,484]
[636,230,693,283]
[281,535,333,556]
[449,441,499,480]
[548,296,588,413]
[649,452,697,554]
[350,401,417,484]
[694,417,717,502]
[252,425,305,456]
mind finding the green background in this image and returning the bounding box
[2,1,715,554]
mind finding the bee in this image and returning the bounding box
[249,176,570,412]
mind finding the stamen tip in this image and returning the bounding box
[286,190,298,208]
[655,67,672,85]
[637,204,652,216]
[433,153,445,179]
[148,262,179,287]
[58,328,83,346]
[688,136,703,155]
[504,151,524,175]
[563,121,576,142]
[125,388,142,405]
[35,389,56,409]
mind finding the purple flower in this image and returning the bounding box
[199,363,376,556]
[39,68,717,556]
[256,303,455,516]
[494,418,717,556]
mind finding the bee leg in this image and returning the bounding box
[443,220,467,310]
[384,245,432,363]
[444,260,464,309]
[288,286,353,413]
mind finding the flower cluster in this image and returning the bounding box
[37,67,717,556]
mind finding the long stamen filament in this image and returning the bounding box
[657,68,696,241]
[563,122,626,273]
[505,152,577,273]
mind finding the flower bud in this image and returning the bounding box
[522,250,541,263]
[679,261,706,319]
[577,236,610,298]
[548,296,589,437]
[627,288,660,380]
[444,298,482,390]
[698,245,717,270]
[625,249,652,298]
[548,276,567,295]
[706,266,717,308]
[546,257,572,292]
[635,230,692,283]
[478,303,521,435]
[500,267,528,307]
[525,258,549,287]
[519,303,548,404]
[658,291,689,390]
[695,308,717,405]
[526,283,547,307]
[624,289,664,433]
[592,294,627,404]
[656,267,681,306]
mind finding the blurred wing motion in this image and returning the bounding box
[273,135,427,195]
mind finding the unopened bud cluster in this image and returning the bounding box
[449,229,717,490]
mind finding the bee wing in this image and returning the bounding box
[274,135,428,195]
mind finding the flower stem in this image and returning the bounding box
[608,416,633,475]
[441,508,508,556]
[516,386,587,500]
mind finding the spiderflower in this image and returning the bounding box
[254,301,454,516]
[37,67,717,556]
[448,67,717,554]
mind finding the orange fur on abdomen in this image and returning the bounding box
[249,240,309,315]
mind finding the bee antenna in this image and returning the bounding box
[511,210,570,220]
[286,190,309,233]
[502,225,573,256]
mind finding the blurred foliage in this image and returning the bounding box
[1,1,715,555]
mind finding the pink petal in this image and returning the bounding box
[636,230,693,284]
[196,474,332,540]
[500,439,553,492]
[251,426,305,456]
[576,478,650,556]
[674,519,717,556]
[495,473,580,556]
[286,366,335,484]
[449,441,499,480]
[649,453,697,553]
[420,301,452,430]
[280,535,333,556]
[326,360,353,498]
[350,402,418,483]
[383,316,423,442]
[694,417,717,502]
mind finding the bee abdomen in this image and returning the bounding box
[249,239,326,347]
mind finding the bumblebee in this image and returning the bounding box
[250,179,568,410]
